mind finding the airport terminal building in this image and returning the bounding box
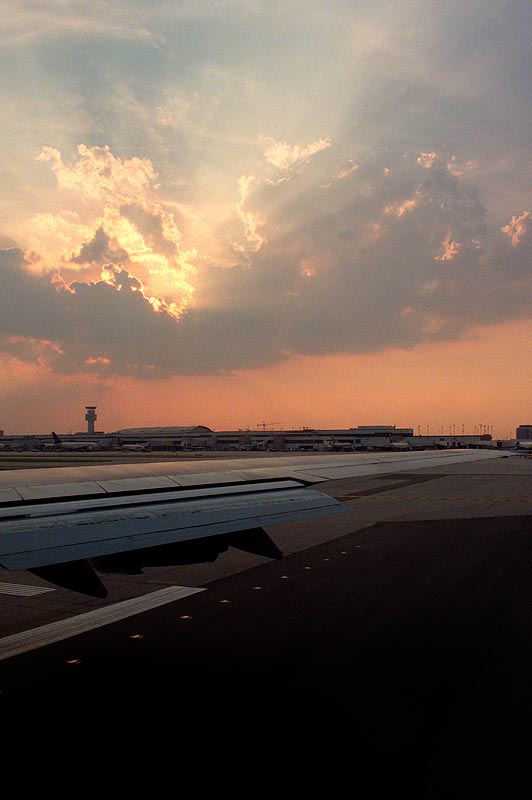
[0,423,503,453]
[114,424,413,452]
[516,425,532,441]
[114,424,497,452]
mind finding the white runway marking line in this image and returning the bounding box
[0,585,205,661]
[0,582,56,596]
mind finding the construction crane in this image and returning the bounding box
[257,421,284,431]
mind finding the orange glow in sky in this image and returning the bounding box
[0,3,530,438]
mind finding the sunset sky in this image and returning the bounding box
[1,0,530,438]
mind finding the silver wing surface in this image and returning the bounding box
[0,449,509,595]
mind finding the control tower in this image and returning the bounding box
[85,406,97,435]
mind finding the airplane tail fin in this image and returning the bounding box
[52,431,61,444]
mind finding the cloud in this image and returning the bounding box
[1,144,530,380]
[32,144,196,313]
[234,175,267,253]
[262,137,332,170]
[0,2,162,47]
[0,250,186,378]
[0,2,530,388]
[71,226,129,265]
[502,211,531,248]
[36,145,158,203]
[434,234,462,262]
[205,146,532,361]
[0,248,287,377]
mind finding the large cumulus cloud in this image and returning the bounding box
[1,143,530,379]
[205,146,532,356]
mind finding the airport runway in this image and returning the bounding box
[1,452,532,797]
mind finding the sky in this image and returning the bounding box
[0,0,530,438]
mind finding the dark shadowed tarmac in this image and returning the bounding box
[2,454,532,797]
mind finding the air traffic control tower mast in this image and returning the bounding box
[85,406,97,435]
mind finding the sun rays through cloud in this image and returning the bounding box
[0,1,530,433]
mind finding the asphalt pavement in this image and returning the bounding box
[1,454,532,798]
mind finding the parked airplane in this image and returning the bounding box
[514,441,532,452]
[365,437,411,452]
[378,438,412,452]
[0,441,33,452]
[43,432,103,451]
[114,437,150,452]
[324,439,354,452]
[0,449,513,597]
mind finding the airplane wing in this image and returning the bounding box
[0,449,511,596]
